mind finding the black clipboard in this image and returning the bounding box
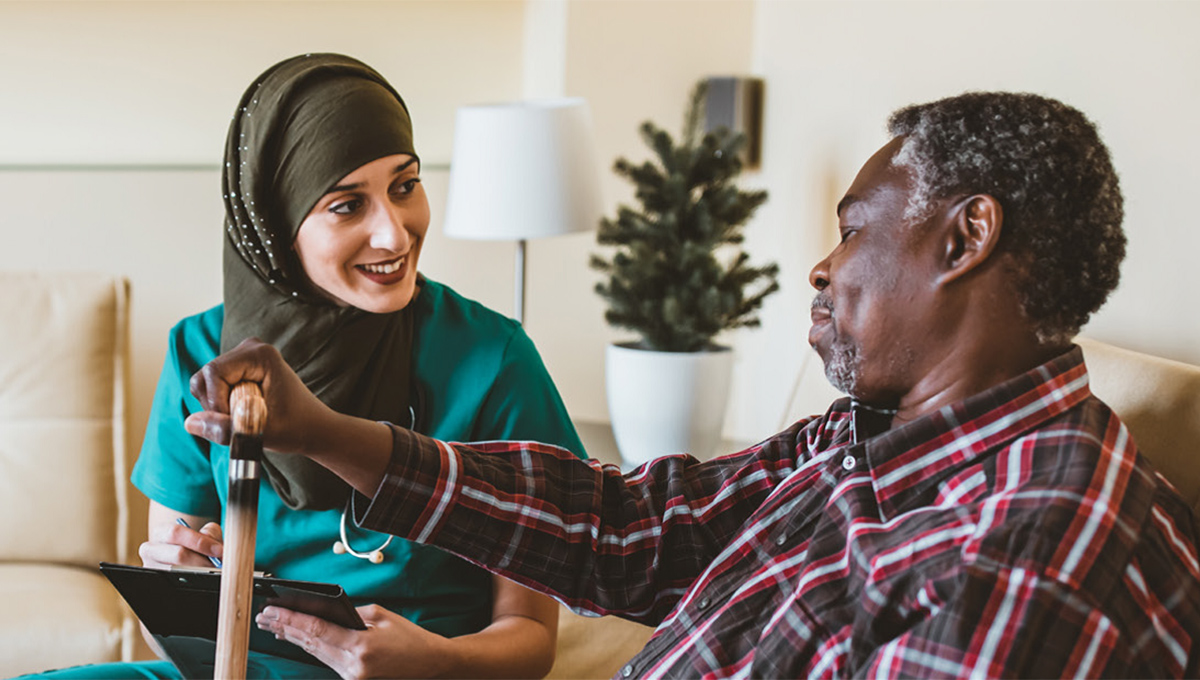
[99,562,365,677]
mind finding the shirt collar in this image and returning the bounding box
[855,345,1092,520]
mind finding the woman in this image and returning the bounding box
[42,53,583,678]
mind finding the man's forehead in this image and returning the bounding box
[836,193,861,218]
[838,138,912,218]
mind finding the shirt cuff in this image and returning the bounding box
[353,423,454,543]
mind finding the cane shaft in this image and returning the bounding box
[214,382,266,680]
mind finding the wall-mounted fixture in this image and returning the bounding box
[703,76,764,170]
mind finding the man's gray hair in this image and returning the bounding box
[888,92,1125,344]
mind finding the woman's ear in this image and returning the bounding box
[936,194,1003,285]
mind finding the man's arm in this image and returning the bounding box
[185,338,794,622]
[352,424,796,623]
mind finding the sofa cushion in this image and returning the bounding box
[0,563,128,677]
[0,272,129,566]
[1078,337,1200,515]
[548,608,654,679]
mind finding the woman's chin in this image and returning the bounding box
[349,284,417,314]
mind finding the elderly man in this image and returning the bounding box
[186,91,1200,677]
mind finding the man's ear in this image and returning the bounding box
[936,194,1003,285]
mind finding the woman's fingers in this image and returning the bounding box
[139,521,224,569]
[198,521,223,543]
[256,606,362,679]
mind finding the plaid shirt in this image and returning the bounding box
[360,347,1200,678]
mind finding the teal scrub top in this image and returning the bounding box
[132,278,586,640]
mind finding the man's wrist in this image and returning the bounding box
[303,411,393,496]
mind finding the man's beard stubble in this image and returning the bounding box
[824,339,861,396]
[812,292,861,395]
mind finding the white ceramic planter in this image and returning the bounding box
[605,342,734,468]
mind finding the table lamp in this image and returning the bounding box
[443,98,602,324]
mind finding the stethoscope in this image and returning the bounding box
[331,402,418,564]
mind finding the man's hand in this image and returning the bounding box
[184,337,334,457]
[256,604,452,680]
[184,337,394,496]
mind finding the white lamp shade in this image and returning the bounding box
[443,98,603,241]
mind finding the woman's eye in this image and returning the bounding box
[329,198,361,215]
[392,178,421,197]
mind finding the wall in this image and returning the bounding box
[0,1,527,165]
[2,0,1196,465]
[526,0,758,426]
[739,0,1200,437]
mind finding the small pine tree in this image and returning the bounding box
[591,82,780,353]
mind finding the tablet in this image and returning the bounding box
[99,562,365,676]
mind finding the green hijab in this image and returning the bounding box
[220,53,418,510]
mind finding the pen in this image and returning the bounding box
[175,517,223,568]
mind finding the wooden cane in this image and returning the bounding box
[214,382,267,679]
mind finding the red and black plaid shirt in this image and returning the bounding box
[360,347,1200,677]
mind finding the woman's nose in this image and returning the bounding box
[368,205,411,252]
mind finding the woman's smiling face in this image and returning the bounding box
[293,153,430,313]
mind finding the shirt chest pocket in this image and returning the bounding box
[852,546,963,655]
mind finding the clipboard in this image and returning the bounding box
[99,561,365,677]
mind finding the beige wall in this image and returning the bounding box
[1,0,1197,457]
[526,0,757,425]
[0,0,526,165]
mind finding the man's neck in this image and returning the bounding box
[890,334,1068,427]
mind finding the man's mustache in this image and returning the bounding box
[811,293,833,313]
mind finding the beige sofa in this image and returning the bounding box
[0,272,136,677]
[1,270,1196,678]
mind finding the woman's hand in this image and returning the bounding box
[256,604,451,680]
[255,576,559,679]
[184,337,334,456]
[139,501,223,570]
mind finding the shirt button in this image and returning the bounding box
[842,455,856,470]
[622,664,634,677]
[698,596,710,609]
[776,533,788,546]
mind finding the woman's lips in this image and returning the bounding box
[356,255,407,285]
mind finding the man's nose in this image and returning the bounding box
[809,256,831,291]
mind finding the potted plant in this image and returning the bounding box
[591,82,780,467]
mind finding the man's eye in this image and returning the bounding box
[839,228,857,243]
[329,198,361,215]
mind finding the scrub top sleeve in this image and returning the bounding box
[473,327,587,459]
[130,324,223,519]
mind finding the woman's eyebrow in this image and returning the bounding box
[325,181,363,194]
[393,158,419,174]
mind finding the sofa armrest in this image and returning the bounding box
[548,606,654,680]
